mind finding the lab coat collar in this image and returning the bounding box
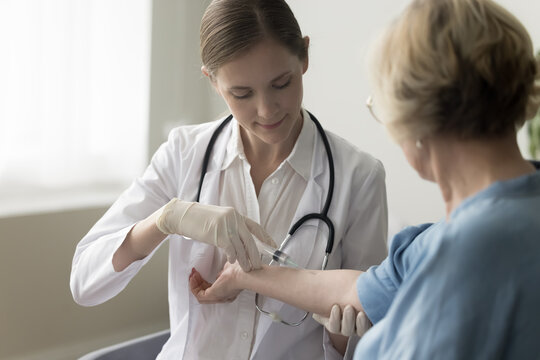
[199,116,232,204]
[286,108,315,182]
[220,109,314,183]
[222,118,244,171]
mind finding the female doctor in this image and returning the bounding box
[70,0,387,359]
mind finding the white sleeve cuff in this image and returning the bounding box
[70,225,165,306]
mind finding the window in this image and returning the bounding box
[0,0,151,216]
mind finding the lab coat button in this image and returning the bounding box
[271,178,279,185]
[240,331,249,339]
[239,153,246,160]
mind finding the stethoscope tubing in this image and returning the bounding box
[196,112,336,326]
[196,114,233,203]
[197,112,335,254]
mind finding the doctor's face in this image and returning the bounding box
[208,38,309,148]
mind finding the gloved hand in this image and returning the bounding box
[156,198,277,271]
[312,304,371,337]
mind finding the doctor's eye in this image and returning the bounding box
[230,90,253,100]
[273,78,291,90]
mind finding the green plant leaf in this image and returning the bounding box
[527,50,540,160]
[530,112,540,159]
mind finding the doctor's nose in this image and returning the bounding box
[256,94,279,120]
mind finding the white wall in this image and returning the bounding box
[287,0,540,226]
[148,0,215,155]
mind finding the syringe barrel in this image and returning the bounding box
[254,239,281,259]
[254,238,294,266]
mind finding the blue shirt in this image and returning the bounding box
[355,168,540,359]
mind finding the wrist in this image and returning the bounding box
[231,262,247,290]
[234,264,268,292]
[156,198,193,235]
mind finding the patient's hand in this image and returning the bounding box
[189,262,243,303]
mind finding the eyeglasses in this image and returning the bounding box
[366,95,382,124]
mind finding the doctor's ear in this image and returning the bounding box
[201,66,213,80]
[302,36,310,74]
[202,65,220,93]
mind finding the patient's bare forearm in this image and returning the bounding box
[236,266,363,316]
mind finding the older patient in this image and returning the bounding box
[190,0,540,358]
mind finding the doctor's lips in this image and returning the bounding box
[258,117,284,130]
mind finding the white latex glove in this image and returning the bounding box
[312,304,372,337]
[156,198,277,271]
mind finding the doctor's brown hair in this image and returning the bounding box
[370,0,540,142]
[200,0,308,77]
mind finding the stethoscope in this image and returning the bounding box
[196,111,335,326]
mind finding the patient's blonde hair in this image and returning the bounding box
[370,0,540,142]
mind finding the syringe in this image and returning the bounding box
[254,238,301,268]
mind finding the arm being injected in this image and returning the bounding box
[189,258,363,317]
[189,220,363,316]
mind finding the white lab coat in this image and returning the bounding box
[70,112,388,360]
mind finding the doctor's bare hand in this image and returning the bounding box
[156,199,276,271]
[189,262,243,303]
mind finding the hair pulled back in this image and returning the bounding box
[200,0,307,77]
